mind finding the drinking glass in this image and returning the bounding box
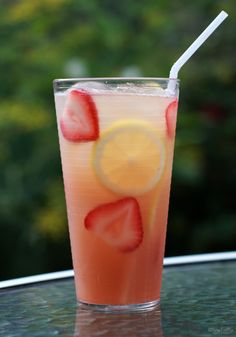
[53,78,179,312]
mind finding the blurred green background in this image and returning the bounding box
[0,0,235,281]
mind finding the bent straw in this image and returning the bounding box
[168,11,228,92]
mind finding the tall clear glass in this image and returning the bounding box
[53,78,179,312]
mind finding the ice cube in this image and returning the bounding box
[71,81,108,93]
[113,81,170,97]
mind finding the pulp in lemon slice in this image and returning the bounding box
[92,120,166,196]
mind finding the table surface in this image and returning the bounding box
[0,260,236,337]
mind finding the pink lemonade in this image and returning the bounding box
[54,79,179,309]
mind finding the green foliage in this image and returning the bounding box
[0,0,236,279]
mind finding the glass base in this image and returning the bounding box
[77,299,160,313]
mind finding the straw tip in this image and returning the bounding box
[220,10,228,19]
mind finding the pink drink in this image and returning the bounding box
[53,78,179,311]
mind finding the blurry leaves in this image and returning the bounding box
[35,182,67,240]
[191,214,236,252]
[0,101,51,130]
[8,0,68,23]
[174,146,204,184]
[173,107,206,184]
[64,58,88,77]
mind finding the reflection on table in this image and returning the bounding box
[74,307,163,337]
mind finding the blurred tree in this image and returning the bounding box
[0,0,235,279]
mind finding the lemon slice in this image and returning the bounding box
[92,120,166,196]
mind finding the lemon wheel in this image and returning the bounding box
[92,120,166,196]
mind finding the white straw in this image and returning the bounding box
[168,11,228,92]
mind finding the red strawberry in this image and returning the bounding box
[84,197,143,253]
[165,99,178,139]
[60,89,99,142]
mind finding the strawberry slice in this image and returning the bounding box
[84,197,143,253]
[60,89,99,142]
[165,99,178,139]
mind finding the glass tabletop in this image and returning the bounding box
[0,260,236,337]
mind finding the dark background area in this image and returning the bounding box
[0,0,235,280]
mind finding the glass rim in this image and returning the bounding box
[53,77,180,84]
[53,77,180,96]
